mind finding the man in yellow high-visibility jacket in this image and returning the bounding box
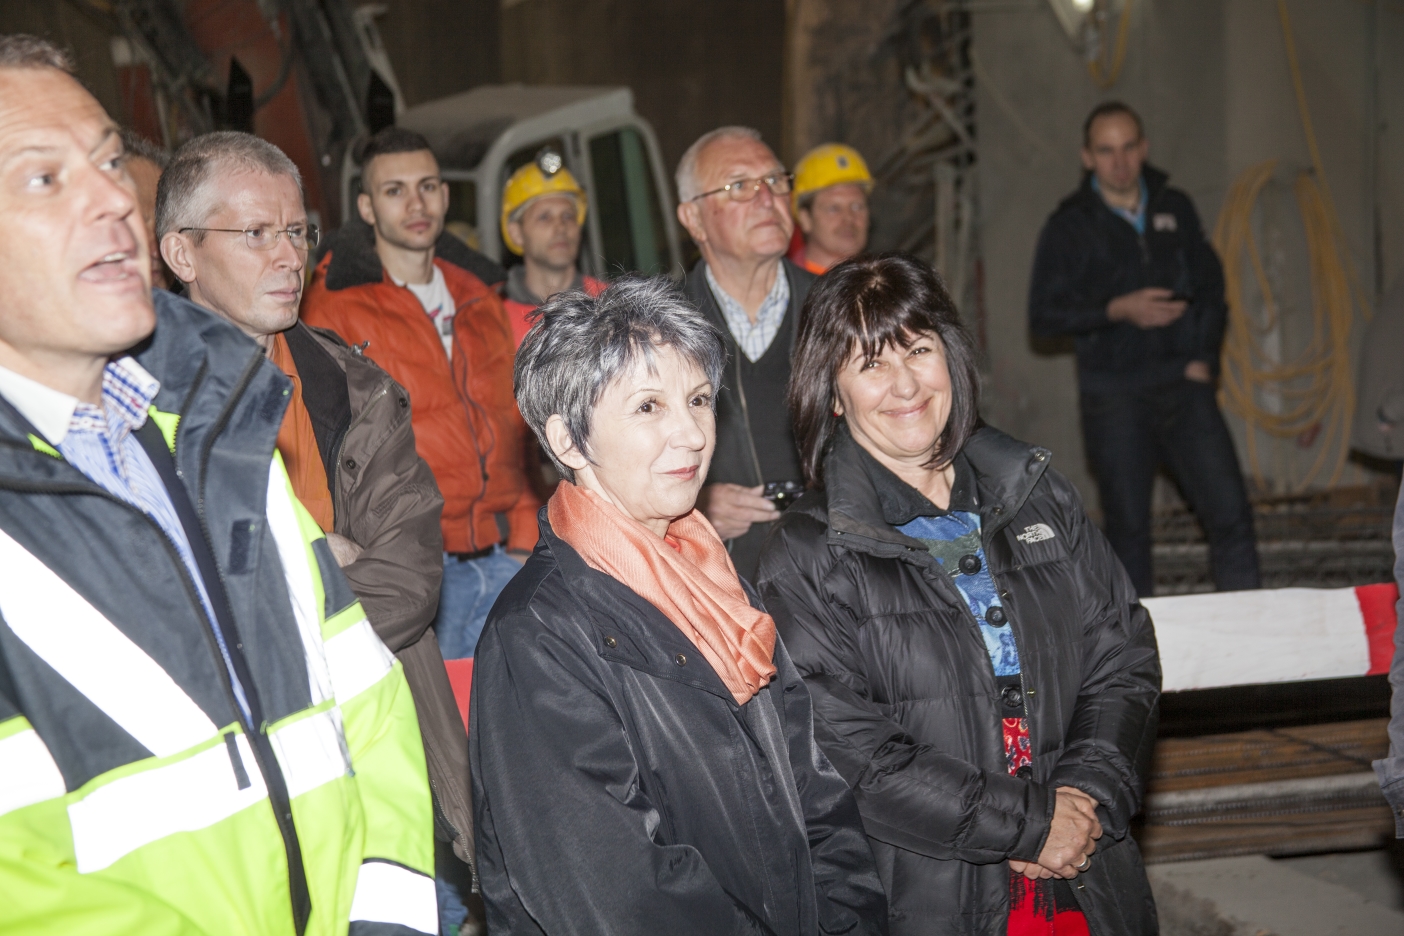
[0,34,437,936]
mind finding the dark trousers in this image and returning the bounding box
[1080,378,1260,596]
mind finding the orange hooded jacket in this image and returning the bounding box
[302,222,540,554]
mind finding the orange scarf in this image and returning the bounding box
[548,481,777,705]
[268,332,335,532]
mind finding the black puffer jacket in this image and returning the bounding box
[470,509,888,936]
[757,426,1160,936]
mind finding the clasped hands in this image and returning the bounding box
[1008,786,1103,881]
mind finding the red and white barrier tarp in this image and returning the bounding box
[441,586,1398,707]
[1143,582,1398,692]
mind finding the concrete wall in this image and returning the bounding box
[0,2,122,121]
[375,0,500,107]
[974,0,1403,508]
[501,0,786,182]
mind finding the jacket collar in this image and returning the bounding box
[822,424,1051,552]
[505,265,587,306]
[533,507,764,703]
[0,288,278,487]
[320,216,506,292]
[1074,162,1169,210]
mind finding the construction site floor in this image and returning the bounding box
[1137,717,1403,932]
[1153,483,1397,595]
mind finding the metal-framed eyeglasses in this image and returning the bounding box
[179,223,321,252]
[690,172,794,203]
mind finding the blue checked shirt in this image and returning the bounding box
[0,358,253,723]
[705,263,790,362]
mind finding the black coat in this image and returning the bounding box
[756,427,1161,936]
[469,509,888,936]
[1028,164,1227,394]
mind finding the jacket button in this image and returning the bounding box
[1000,590,1012,601]
[958,554,981,575]
[344,458,357,470]
[992,506,1003,515]
[1016,765,1033,780]
[986,606,1007,626]
[603,636,617,649]
[1002,685,1024,709]
[675,653,687,666]
[398,397,409,409]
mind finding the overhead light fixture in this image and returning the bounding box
[1047,0,1128,48]
[1047,0,1094,43]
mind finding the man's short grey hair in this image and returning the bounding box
[156,131,302,242]
[515,277,726,483]
[0,34,74,73]
[675,126,764,203]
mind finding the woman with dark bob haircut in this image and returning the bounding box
[757,253,1161,936]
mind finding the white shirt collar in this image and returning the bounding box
[0,363,82,445]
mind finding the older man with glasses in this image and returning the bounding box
[158,132,477,929]
[677,127,816,581]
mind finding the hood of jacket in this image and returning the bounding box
[320,215,506,292]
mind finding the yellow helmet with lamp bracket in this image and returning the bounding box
[790,143,873,215]
[500,148,588,255]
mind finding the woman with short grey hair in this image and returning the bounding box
[469,278,887,936]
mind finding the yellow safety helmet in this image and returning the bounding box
[791,143,873,214]
[500,148,588,255]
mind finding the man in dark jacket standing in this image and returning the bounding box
[1029,101,1259,596]
[157,132,476,925]
[677,126,816,580]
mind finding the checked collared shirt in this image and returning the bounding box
[704,262,790,362]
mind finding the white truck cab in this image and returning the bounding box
[342,84,682,278]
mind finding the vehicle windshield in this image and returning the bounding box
[589,126,669,276]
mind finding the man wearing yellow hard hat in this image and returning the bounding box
[500,150,605,346]
[788,143,873,274]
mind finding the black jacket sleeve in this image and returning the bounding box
[1028,212,1115,338]
[1179,199,1229,372]
[759,526,1054,866]
[773,639,889,934]
[470,609,776,936]
[1044,476,1162,838]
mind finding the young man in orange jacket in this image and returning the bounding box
[302,127,539,666]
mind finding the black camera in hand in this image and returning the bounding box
[763,480,806,512]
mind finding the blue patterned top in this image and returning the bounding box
[898,511,1021,677]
